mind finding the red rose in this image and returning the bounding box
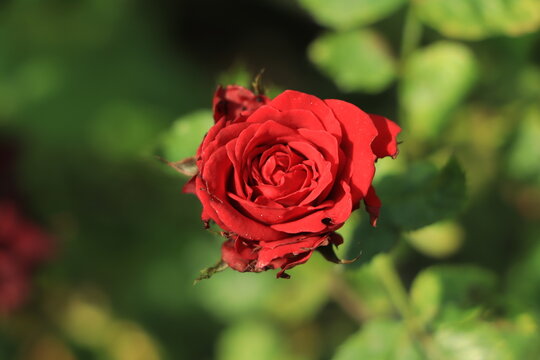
[186,87,400,278]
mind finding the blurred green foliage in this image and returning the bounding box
[1,0,540,359]
[309,30,396,93]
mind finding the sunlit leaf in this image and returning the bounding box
[196,270,276,322]
[298,0,406,29]
[332,320,421,360]
[413,0,540,40]
[344,264,394,318]
[197,256,332,325]
[434,322,513,360]
[309,30,396,93]
[263,256,332,324]
[410,265,497,326]
[505,230,540,314]
[507,106,540,186]
[160,110,213,161]
[406,221,465,258]
[217,320,295,360]
[501,314,540,358]
[401,41,476,141]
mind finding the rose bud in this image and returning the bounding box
[186,88,400,278]
[212,85,270,123]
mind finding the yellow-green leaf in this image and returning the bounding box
[401,41,476,141]
[298,0,406,29]
[413,0,540,40]
[309,30,396,93]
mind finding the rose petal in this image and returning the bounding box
[288,141,334,205]
[228,192,332,224]
[325,99,378,204]
[369,114,401,159]
[270,181,352,234]
[221,238,256,272]
[364,185,381,227]
[182,176,197,194]
[275,252,314,279]
[256,235,329,268]
[201,147,289,240]
[269,90,342,141]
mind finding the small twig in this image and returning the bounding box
[329,270,370,324]
[251,68,266,95]
[193,260,229,285]
[155,155,198,177]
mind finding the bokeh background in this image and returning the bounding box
[1,0,540,359]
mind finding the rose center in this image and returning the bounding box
[246,144,318,205]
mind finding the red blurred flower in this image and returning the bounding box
[0,201,53,314]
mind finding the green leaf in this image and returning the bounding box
[196,256,332,325]
[406,220,465,258]
[501,314,540,358]
[434,322,513,360]
[401,41,476,141]
[309,30,396,94]
[332,320,422,360]
[505,231,540,314]
[298,0,406,29]
[410,265,497,327]
[507,105,540,186]
[160,109,213,161]
[345,158,465,264]
[413,0,540,40]
[345,214,401,268]
[89,102,163,159]
[218,64,252,88]
[263,256,332,324]
[217,320,295,360]
[378,157,466,230]
[196,270,277,322]
[345,264,395,318]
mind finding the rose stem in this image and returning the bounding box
[372,254,444,360]
[329,269,371,324]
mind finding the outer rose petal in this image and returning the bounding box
[369,114,401,159]
[221,233,341,279]
[182,176,196,194]
[256,235,330,268]
[325,99,378,205]
[269,90,342,141]
[270,181,352,234]
[221,238,257,272]
[364,186,381,227]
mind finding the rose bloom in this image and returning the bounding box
[185,86,400,278]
